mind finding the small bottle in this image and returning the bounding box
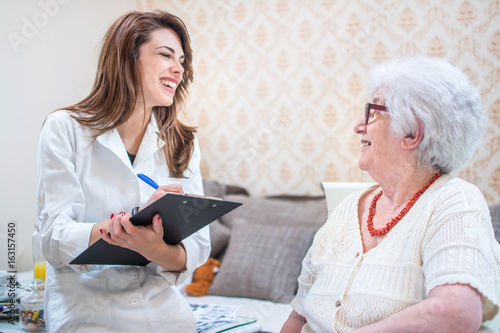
[32,225,46,281]
[19,279,46,331]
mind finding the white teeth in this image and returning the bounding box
[362,142,371,147]
[161,80,176,89]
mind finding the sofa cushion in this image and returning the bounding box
[209,220,231,258]
[219,194,327,230]
[203,180,232,257]
[203,180,227,199]
[490,203,500,243]
[209,218,316,303]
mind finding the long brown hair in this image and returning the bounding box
[62,11,195,178]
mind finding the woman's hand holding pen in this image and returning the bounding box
[88,182,183,247]
[89,183,184,246]
[136,173,185,207]
[96,183,188,271]
[143,183,184,208]
[102,183,184,250]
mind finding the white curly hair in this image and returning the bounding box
[367,56,488,173]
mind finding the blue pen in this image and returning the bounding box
[137,173,159,189]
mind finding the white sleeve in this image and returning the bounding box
[422,196,500,322]
[36,114,94,271]
[156,137,211,285]
[291,243,317,316]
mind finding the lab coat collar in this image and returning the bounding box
[134,115,165,167]
[95,115,165,169]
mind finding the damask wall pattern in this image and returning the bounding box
[136,0,500,203]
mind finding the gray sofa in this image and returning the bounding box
[204,183,500,301]
[182,181,328,332]
[190,181,500,332]
[203,181,328,304]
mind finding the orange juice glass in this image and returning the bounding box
[34,261,46,281]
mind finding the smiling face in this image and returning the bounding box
[137,28,185,111]
[354,91,404,177]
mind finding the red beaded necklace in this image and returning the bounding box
[367,171,443,237]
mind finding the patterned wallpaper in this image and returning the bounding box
[136,0,500,203]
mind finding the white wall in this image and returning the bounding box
[3,0,499,272]
[0,0,140,272]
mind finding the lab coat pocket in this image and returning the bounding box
[46,272,112,332]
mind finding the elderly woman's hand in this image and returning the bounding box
[281,311,307,332]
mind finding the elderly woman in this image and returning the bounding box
[281,57,500,332]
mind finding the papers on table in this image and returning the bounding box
[190,303,239,332]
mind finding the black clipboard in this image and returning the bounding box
[70,193,242,266]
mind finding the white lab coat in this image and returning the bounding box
[36,110,210,333]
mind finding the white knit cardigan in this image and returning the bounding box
[292,174,500,332]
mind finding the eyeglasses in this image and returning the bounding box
[363,103,388,124]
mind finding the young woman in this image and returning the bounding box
[36,11,209,332]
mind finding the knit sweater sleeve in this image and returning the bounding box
[291,240,317,317]
[422,182,500,323]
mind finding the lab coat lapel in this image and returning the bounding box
[95,129,131,167]
[134,115,165,167]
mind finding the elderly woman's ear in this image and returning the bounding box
[401,132,419,149]
[401,119,423,149]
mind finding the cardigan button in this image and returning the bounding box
[129,297,140,306]
[335,300,341,307]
